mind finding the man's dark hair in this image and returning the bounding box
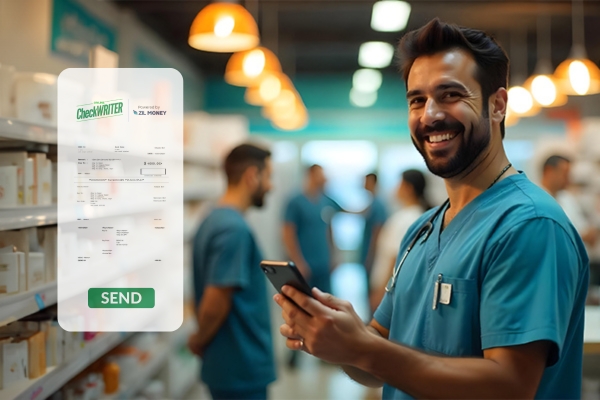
[397,18,509,138]
[366,173,378,184]
[306,164,322,175]
[543,155,571,172]
[224,143,271,185]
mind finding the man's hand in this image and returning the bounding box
[187,331,204,357]
[274,285,373,365]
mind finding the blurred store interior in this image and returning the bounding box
[1,0,600,398]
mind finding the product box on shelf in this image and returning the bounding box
[27,252,45,290]
[46,321,64,367]
[0,338,28,390]
[0,246,23,295]
[28,153,47,206]
[12,72,57,127]
[41,159,52,205]
[0,64,15,119]
[0,152,27,205]
[24,330,46,379]
[38,227,57,282]
[0,166,19,207]
[25,158,34,206]
[0,230,29,292]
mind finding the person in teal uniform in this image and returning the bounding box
[282,164,342,294]
[360,173,387,288]
[274,19,589,399]
[282,164,342,368]
[188,144,276,400]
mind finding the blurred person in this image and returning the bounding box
[541,155,597,247]
[274,18,589,399]
[360,173,387,289]
[369,169,430,312]
[188,144,275,400]
[282,163,342,368]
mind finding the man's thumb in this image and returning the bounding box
[312,287,346,311]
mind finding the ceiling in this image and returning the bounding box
[113,0,600,79]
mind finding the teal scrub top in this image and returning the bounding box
[360,196,388,267]
[374,173,589,399]
[284,193,342,276]
[193,207,276,391]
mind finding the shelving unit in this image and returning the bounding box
[0,205,57,230]
[105,342,170,400]
[0,117,57,144]
[0,332,130,400]
[0,281,57,327]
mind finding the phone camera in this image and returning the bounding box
[262,266,275,274]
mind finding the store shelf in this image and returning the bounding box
[0,331,129,400]
[0,205,57,230]
[105,341,171,399]
[0,117,57,144]
[0,281,57,327]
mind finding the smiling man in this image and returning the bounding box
[274,18,589,399]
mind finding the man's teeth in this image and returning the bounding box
[428,133,457,143]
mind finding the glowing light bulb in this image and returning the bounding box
[259,75,281,102]
[242,49,266,78]
[508,86,534,115]
[569,60,591,95]
[214,16,235,37]
[531,75,557,106]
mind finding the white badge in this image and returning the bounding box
[439,283,452,305]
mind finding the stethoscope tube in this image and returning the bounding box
[385,199,450,292]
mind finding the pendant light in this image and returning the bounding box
[225,46,282,87]
[189,3,260,53]
[507,29,540,117]
[524,15,567,107]
[245,72,294,106]
[553,0,600,95]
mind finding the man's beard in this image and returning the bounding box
[251,186,266,208]
[411,114,491,179]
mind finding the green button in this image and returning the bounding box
[88,288,155,308]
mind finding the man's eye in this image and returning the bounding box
[409,98,424,106]
[442,92,461,99]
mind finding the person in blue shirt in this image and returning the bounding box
[360,173,388,288]
[274,18,589,399]
[188,144,276,400]
[282,164,343,368]
[282,164,342,295]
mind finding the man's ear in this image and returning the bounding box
[490,87,508,125]
[243,165,259,187]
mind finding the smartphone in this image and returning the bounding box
[260,260,313,298]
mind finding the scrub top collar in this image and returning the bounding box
[432,171,525,252]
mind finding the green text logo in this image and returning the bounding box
[76,99,123,121]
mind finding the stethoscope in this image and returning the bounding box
[385,198,450,292]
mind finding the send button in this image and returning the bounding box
[88,288,155,308]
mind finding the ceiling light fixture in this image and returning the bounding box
[554,0,600,95]
[371,1,411,32]
[352,69,383,93]
[523,15,566,108]
[225,46,282,87]
[189,3,259,53]
[350,88,378,108]
[358,42,394,69]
